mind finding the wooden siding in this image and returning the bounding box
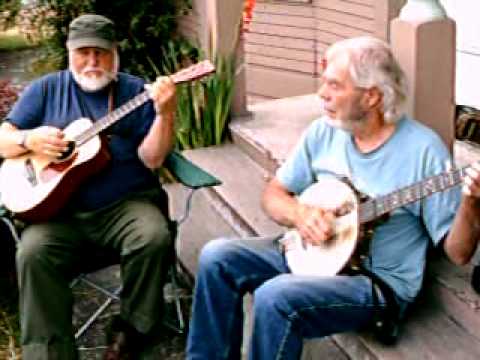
[245,0,379,99]
[175,0,400,102]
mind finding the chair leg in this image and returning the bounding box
[74,281,122,340]
[163,260,192,334]
[171,262,186,332]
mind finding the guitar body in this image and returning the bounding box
[0,118,110,222]
[282,177,362,277]
[0,61,215,222]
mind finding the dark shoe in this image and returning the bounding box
[103,316,147,360]
[472,265,480,295]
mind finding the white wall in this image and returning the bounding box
[440,0,480,109]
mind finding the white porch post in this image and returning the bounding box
[391,0,456,150]
[399,0,447,21]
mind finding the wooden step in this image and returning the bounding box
[165,182,240,275]
[179,144,285,237]
[230,94,323,173]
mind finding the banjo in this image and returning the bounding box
[281,165,466,277]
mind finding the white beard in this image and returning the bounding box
[319,99,366,132]
[69,50,119,92]
[72,71,113,92]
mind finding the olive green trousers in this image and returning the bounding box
[16,191,172,360]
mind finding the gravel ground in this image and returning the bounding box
[74,266,190,359]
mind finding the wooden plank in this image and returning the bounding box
[426,257,480,339]
[255,2,315,17]
[316,41,330,53]
[245,33,315,51]
[284,0,312,3]
[253,12,315,29]
[249,23,316,40]
[316,7,375,31]
[316,31,345,45]
[357,290,480,359]
[246,54,314,74]
[429,280,480,340]
[247,65,317,98]
[346,0,375,6]
[330,333,378,360]
[301,338,349,360]
[245,43,315,62]
[317,19,372,38]
[314,0,375,19]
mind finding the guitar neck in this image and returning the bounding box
[75,91,150,145]
[359,166,467,223]
[73,60,215,146]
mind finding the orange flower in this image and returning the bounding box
[242,0,256,32]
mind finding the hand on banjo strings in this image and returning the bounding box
[463,162,480,198]
[294,204,336,247]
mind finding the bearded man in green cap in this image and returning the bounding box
[0,14,177,359]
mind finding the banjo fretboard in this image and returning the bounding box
[358,166,467,223]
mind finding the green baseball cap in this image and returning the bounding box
[66,14,116,51]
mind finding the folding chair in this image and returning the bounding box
[0,150,221,345]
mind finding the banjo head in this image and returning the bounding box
[283,177,359,277]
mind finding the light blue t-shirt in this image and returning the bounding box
[276,116,461,302]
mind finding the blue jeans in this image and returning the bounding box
[186,235,388,360]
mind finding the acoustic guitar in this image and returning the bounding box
[0,60,215,222]
[281,166,465,277]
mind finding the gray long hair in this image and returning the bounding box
[326,36,408,123]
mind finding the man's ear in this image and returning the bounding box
[364,87,382,109]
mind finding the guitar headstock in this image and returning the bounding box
[170,60,216,85]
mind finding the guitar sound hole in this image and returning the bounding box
[57,141,76,161]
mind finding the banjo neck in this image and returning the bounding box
[358,165,468,224]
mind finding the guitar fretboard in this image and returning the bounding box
[358,166,467,223]
[72,60,215,146]
[74,91,150,146]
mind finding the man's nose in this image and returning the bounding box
[86,52,100,66]
[317,83,328,100]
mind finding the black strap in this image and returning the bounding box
[362,268,399,313]
[77,82,115,121]
[361,268,401,345]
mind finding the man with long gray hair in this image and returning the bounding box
[186,36,480,359]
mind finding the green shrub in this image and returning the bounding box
[37,0,191,80]
[160,40,236,150]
